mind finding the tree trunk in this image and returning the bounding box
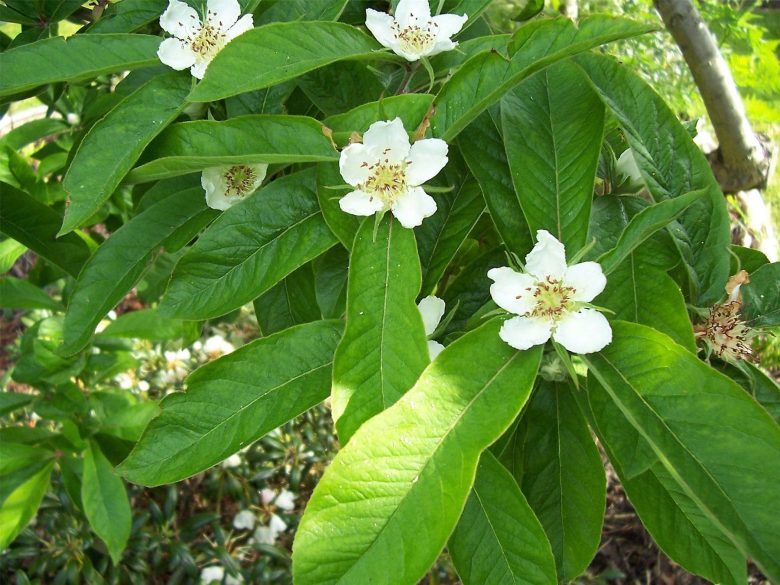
[654,0,770,193]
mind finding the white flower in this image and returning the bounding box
[158,0,254,79]
[232,509,256,531]
[366,0,467,61]
[221,453,241,468]
[487,230,612,354]
[116,373,134,390]
[202,163,268,211]
[274,489,296,512]
[203,335,235,358]
[161,348,191,383]
[138,380,150,392]
[616,148,644,189]
[252,514,287,545]
[225,575,243,585]
[338,118,447,228]
[417,295,445,360]
[200,565,224,584]
[260,488,275,505]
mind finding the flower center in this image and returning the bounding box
[394,23,436,54]
[188,22,226,58]
[362,158,408,205]
[529,277,576,320]
[223,165,257,197]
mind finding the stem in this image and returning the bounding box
[396,63,419,95]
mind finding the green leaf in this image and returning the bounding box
[0,238,27,273]
[88,0,168,34]
[127,115,337,183]
[82,441,131,565]
[575,52,730,305]
[0,460,53,550]
[449,451,557,585]
[190,22,383,102]
[0,276,62,311]
[496,382,605,581]
[0,392,33,416]
[97,309,199,343]
[0,34,161,98]
[722,361,780,425]
[0,183,92,277]
[225,82,296,117]
[331,216,429,444]
[62,187,216,355]
[584,321,780,583]
[0,118,68,151]
[119,320,343,486]
[292,321,542,585]
[597,189,706,274]
[741,262,779,328]
[729,244,768,274]
[60,71,191,234]
[160,169,338,320]
[431,16,657,141]
[298,62,385,117]
[313,245,349,319]
[458,111,533,255]
[416,179,484,294]
[255,0,349,25]
[0,443,50,475]
[253,263,322,336]
[502,62,604,252]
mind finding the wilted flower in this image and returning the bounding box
[695,271,755,362]
[366,0,467,61]
[339,118,447,228]
[202,164,268,211]
[253,514,287,545]
[488,230,612,354]
[158,0,254,79]
[417,295,445,360]
[232,509,256,531]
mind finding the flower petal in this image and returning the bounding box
[190,59,210,79]
[365,8,397,49]
[553,309,612,354]
[247,163,269,192]
[565,261,607,302]
[225,13,254,41]
[498,315,552,350]
[417,295,445,335]
[427,340,445,360]
[362,118,410,162]
[395,0,431,27]
[406,138,448,186]
[427,38,458,57]
[339,143,375,186]
[391,186,436,228]
[487,266,537,315]
[525,229,567,280]
[206,0,241,28]
[202,167,232,210]
[157,38,196,71]
[160,0,199,38]
[339,190,385,216]
[430,13,468,40]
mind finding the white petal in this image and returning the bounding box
[202,167,233,210]
[274,489,296,511]
[225,13,254,41]
[339,190,385,216]
[253,526,274,545]
[232,510,256,530]
[200,566,225,584]
[427,38,458,57]
[157,38,196,71]
[247,163,268,192]
[391,186,436,228]
[394,47,425,62]
[430,13,468,40]
[362,118,410,162]
[395,0,431,27]
[190,58,211,79]
[427,340,445,360]
[339,143,375,186]
[406,138,448,186]
[269,514,287,534]
[365,8,397,49]
[207,0,241,29]
[160,0,200,38]
[553,309,612,354]
[565,261,607,303]
[499,315,552,350]
[616,148,643,185]
[525,229,567,280]
[487,266,537,315]
[418,295,445,335]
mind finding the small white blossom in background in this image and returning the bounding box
[366,0,467,61]
[160,348,191,384]
[252,514,287,545]
[95,310,117,334]
[203,335,235,359]
[274,489,296,512]
[339,118,447,228]
[417,295,445,360]
[221,453,242,468]
[199,565,224,584]
[158,0,254,79]
[232,509,256,531]
[202,163,268,211]
[488,230,612,354]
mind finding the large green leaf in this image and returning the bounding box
[0,276,63,311]
[189,22,383,102]
[313,245,349,319]
[0,184,92,277]
[449,451,557,585]
[298,62,385,117]
[497,382,605,581]
[87,0,167,34]
[584,321,780,583]
[575,53,730,305]
[62,187,216,355]
[741,262,779,328]
[0,34,161,98]
[458,111,533,255]
[253,263,322,336]
[97,309,199,343]
[0,460,53,550]
[431,16,657,141]
[332,216,429,443]
[127,115,337,183]
[502,62,604,252]
[255,0,348,25]
[60,71,191,234]
[119,320,342,486]
[292,321,542,585]
[160,169,338,320]
[82,441,131,565]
